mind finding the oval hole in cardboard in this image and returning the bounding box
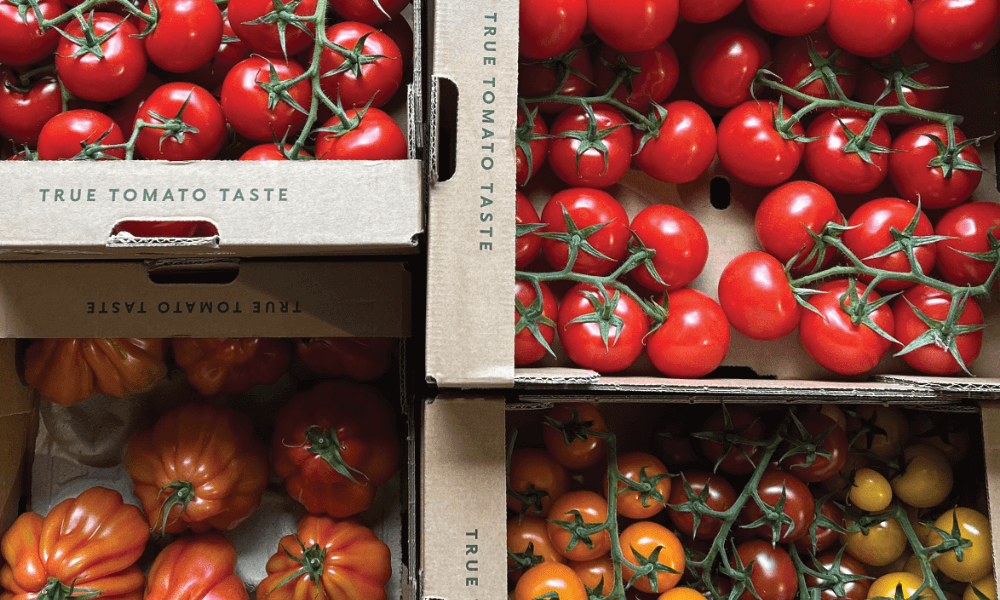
[710,177,731,210]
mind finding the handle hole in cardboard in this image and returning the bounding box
[710,177,731,210]
[112,220,219,239]
[436,78,459,182]
[146,262,239,285]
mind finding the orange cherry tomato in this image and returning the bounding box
[513,562,588,600]
[604,452,672,520]
[508,448,571,518]
[619,521,685,595]
[547,491,612,562]
[542,403,608,470]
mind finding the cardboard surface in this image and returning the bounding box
[0,260,411,338]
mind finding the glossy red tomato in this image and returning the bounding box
[731,541,798,600]
[135,83,226,161]
[827,0,913,57]
[329,0,408,25]
[105,73,163,142]
[37,110,127,160]
[319,21,403,109]
[843,198,937,290]
[741,469,815,544]
[539,188,631,276]
[182,15,253,90]
[647,289,730,378]
[803,552,871,600]
[519,0,587,60]
[912,0,1000,63]
[667,470,737,540]
[631,205,709,292]
[700,406,765,475]
[507,448,571,518]
[755,181,841,274]
[799,279,895,375]
[717,100,805,188]
[56,13,147,102]
[889,123,983,210]
[678,0,742,22]
[516,107,549,186]
[143,0,223,73]
[239,144,311,160]
[804,109,891,194]
[771,29,861,110]
[315,107,407,160]
[547,491,612,561]
[229,0,317,55]
[587,0,678,53]
[548,104,633,188]
[855,41,951,125]
[221,57,310,142]
[780,412,848,483]
[558,282,649,373]
[542,403,607,471]
[378,14,414,71]
[0,70,61,147]
[935,202,1000,287]
[893,284,984,375]
[0,0,64,67]
[718,251,802,341]
[633,100,717,185]
[690,28,770,108]
[748,0,830,35]
[515,279,559,366]
[516,192,543,269]
[792,498,845,554]
[593,42,679,113]
[518,41,594,114]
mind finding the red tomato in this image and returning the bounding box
[56,13,147,102]
[516,192,543,269]
[690,28,770,108]
[515,279,559,366]
[539,188,631,276]
[803,552,871,600]
[0,69,61,147]
[740,469,815,544]
[516,107,549,186]
[717,100,805,188]
[804,109,891,195]
[935,202,1000,287]
[547,491,612,561]
[678,0,742,22]
[843,197,937,290]
[912,0,1000,63]
[0,0,64,67]
[893,284,984,374]
[667,470,737,539]
[780,412,848,483]
[754,181,841,274]
[792,498,845,554]
[854,41,951,125]
[135,83,227,161]
[548,103,633,188]
[827,0,914,57]
[699,406,765,475]
[730,541,798,600]
[717,251,802,341]
[631,205,709,292]
[379,13,414,71]
[587,0,678,53]
[558,282,649,373]
[593,42,680,113]
[647,289,730,378]
[315,107,407,160]
[239,144,311,160]
[542,403,608,471]
[519,0,587,60]
[294,337,392,381]
[105,72,163,142]
[319,21,403,109]
[889,123,983,210]
[748,0,830,35]
[771,29,862,110]
[143,0,223,73]
[228,0,317,55]
[329,0,408,25]
[633,100,717,185]
[798,279,895,375]
[518,41,594,114]
[508,448,571,518]
[37,110,126,160]
[221,57,310,142]
[182,15,253,90]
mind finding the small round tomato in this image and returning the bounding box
[56,13,147,103]
[731,541,798,600]
[699,406,764,475]
[516,193,543,269]
[239,144,311,160]
[143,0,223,73]
[619,521,685,594]
[889,123,983,210]
[799,279,895,375]
[804,552,870,600]
[229,0,317,55]
[0,69,62,147]
[0,0,64,67]
[781,412,849,483]
[910,412,971,466]
[793,498,845,554]
[804,109,891,195]
[912,0,1000,63]
[935,202,1000,287]
[827,0,913,57]
[542,403,608,471]
[843,198,937,291]
[508,517,566,583]
[690,28,771,108]
[516,107,549,186]
[570,557,615,598]
[892,284,984,375]
[135,83,227,161]
[678,0,742,22]
[849,405,912,460]
[587,0,678,53]
[548,103,633,188]
[329,0,408,25]
[508,448,570,518]
[891,444,953,508]
[106,72,163,142]
[717,251,802,342]
[631,205,709,292]
[315,107,407,160]
[221,57,311,142]
[842,516,908,567]
[849,468,893,511]
[647,289,730,379]
[717,100,805,188]
[667,470,737,540]
[633,100,717,185]
[37,110,126,161]
[539,188,630,276]
[604,452,671,520]
[741,469,815,544]
[855,42,951,125]
[519,0,586,60]
[755,181,841,274]
[547,491,612,562]
[593,42,680,114]
[515,279,559,366]
[518,41,594,114]
[771,29,862,110]
[558,282,649,373]
[929,508,993,582]
[319,21,403,109]
[965,575,998,600]
[513,562,588,600]
[748,0,830,36]
[868,572,923,600]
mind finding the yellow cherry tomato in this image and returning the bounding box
[659,587,707,600]
[822,452,869,500]
[850,468,893,512]
[844,516,908,567]
[905,504,935,548]
[891,445,953,508]
[868,572,924,600]
[964,574,997,600]
[851,406,910,459]
[929,508,993,583]
[904,553,939,579]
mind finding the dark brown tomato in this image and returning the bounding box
[699,406,765,475]
[667,470,738,540]
[803,551,871,600]
[780,412,849,483]
[740,469,815,544]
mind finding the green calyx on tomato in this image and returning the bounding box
[301,425,368,485]
[36,578,101,600]
[894,290,986,374]
[154,479,196,534]
[507,541,546,575]
[269,538,327,592]
[239,0,314,58]
[692,405,765,474]
[516,280,558,360]
[564,287,628,352]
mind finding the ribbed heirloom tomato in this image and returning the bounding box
[172,337,291,396]
[295,337,394,381]
[145,534,249,600]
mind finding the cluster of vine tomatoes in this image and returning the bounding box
[0,0,411,160]
[507,401,996,600]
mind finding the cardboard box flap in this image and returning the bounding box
[978,402,1000,582]
[425,0,518,388]
[879,375,1000,396]
[0,260,411,339]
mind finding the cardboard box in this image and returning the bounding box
[0,3,425,260]
[419,394,1000,600]
[0,259,417,600]
[423,3,1000,395]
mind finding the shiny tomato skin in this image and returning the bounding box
[515,279,559,366]
[771,29,862,110]
[547,491,612,562]
[587,0,679,53]
[135,83,227,161]
[605,452,671,520]
[329,0,409,25]
[507,448,571,518]
[540,188,631,276]
[56,14,147,102]
[319,21,403,109]
[631,205,709,292]
[843,198,936,290]
[229,0,317,55]
[690,28,771,108]
[889,123,983,210]
[513,562,588,600]
[741,469,815,543]
[893,285,984,375]
[519,0,587,60]
[700,406,764,475]
[593,42,680,114]
[803,552,871,600]
[507,517,566,583]
[0,70,62,147]
[679,0,742,22]
[516,107,549,187]
[912,0,1000,63]
[315,107,407,160]
[793,498,845,554]
[143,0,223,73]
[731,541,798,600]
[542,403,607,471]
[717,251,802,341]
[633,100,717,185]
[827,0,914,57]
[647,289,730,378]
[221,57,311,142]
[804,109,891,194]
[717,100,805,188]
[516,192,543,269]
[667,470,737,540]
[548,103,633,189]
[519,41,594,115]
[239,144,311,160]
[855,42,951,125]
[619,521,685,594]
[928,508,993,582]
[935,202,1000,287]
[754,181,841,274]
[780,412,849,483]
[570,557,615,598]
[0,0,64,67]
[799,279,895,375]
[37,110,127,160]
[558,282,649,373]
[748,0,830,35]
